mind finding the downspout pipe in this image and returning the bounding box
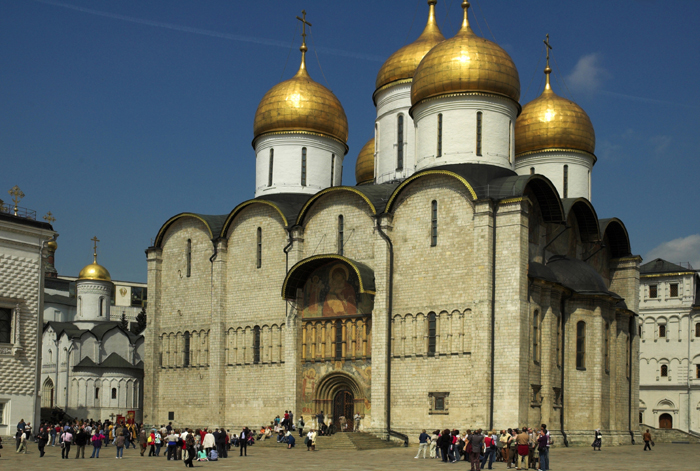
[489,202,497,431]
[376,214,394,440]
[560,291,571,447]
[628,313,636,444]
[283,228,294,318]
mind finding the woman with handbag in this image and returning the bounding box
[60,429,73,459]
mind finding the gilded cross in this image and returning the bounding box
[544,34,553,66]
[43,212,56,223]
[91,236,100,261]
[8,185,24,216]
[296,10,312,46]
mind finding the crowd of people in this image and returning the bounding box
[414,425,552,471]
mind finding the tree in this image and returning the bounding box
[119,312,128,330]
[131,307,147,335]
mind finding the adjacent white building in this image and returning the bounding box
[638,258,700,432]
[0,203,55,436]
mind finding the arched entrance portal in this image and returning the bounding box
[314,371,366,433]
[659,413,673,429]
[333,389,354,432]
[41,377,54,408]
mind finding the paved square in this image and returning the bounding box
[1,440,698,470]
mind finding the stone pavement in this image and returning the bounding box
[1,440,698,470]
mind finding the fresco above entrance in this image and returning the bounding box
[301,261,373,318]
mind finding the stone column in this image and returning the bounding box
[209,238,227,426]
[144,247,162,425]
[286,227,304,420]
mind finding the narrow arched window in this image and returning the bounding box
[99,297,104,317]
[563,165,569,198]
[268,149,274,187]
[659,324,666,338]
[256,227,262,269]
[335,320,343,360]
[660,364,668,377]
[533,310,540,363]
[437,114,443,157]
[111,388,117,400]
[337,215,344,256]
[427,312,437,357]
[430,201,438,247]
[397,114,404,170]
[183,331,190,368]
[604,322,610,373]
[330,153,336,187]
[186,239,192,277]
[253,326,261,364]
[696,323,700,338]
[301,147,307,186]
[95,388,100,399]
[508,120,512,163]
[530,167,535,175]
[576,321,586,369]
[476,111,483,156]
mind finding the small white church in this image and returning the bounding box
[40,241,145,423]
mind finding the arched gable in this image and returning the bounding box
[385,170,477,213]
[563,198,600,243]
[282,254,375,300]
[154,213,227,248]
[296,187,377,226]
[221,199,288,237]
[599,218,632,258]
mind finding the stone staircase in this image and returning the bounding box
[318,432,404,451]
[639,424,700,444]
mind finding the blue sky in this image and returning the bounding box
[2,0,699,282]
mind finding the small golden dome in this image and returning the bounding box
[515,68,595,156]
[375,1,445,94]
[47,240,57,252]
[411,1,520,106]
[355,138,375,185]
[78,262,111,282]
[253,44,348,146]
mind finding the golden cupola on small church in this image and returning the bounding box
[76,237,113,321]
[514,36,596,200]
[410,1,521,172]
[373,0,445,184]
[252,11,348,198]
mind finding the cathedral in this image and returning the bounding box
[144,1,640,445]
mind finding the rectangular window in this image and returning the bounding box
[670,283,679,297]
[430,201,438,247]
[563,165,569,198]
[253,326,261,364]
[168,411,175,421]
[268,149,274,187]
[186,239,192,278]
[428,392,449,414]
[437,114,443,157]
[576,321,586,369]
[435,396,444,411]
[696,364,700,379]
[337,215,344,256]
[330,153,335,186]
[397,115,404,170]
[301,148,307,186]
[256,227,262,269]
[427,312,437,357]
[0,308,11,344]
[696,323,700,338]
[649,285,657,298]
[476,111,483,156]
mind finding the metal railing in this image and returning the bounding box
[388,429,409,447]
[0,203,37,220]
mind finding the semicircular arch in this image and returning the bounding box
[385,170,477,214]
[296,187,377,227]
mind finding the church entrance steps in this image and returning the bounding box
[313,432,404,451]
[639,424,700,444]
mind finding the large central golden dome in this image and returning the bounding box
[515,67,595,156]
[355,138,375,185]
[375,0,445,94]
[253,45,348,146]
[411,1,520,106]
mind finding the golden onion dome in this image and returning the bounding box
[411,1,520,106]
[78,261,111,282]
[253,42,349,146]
[515,65,595,156]
[375,1,445,95]
[355,138,375,185]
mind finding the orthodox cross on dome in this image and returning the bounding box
[43,211,56,223]
[461,1,471,29]
[8,185,24,216]
[91,236,100,263]
[543,34,553,88]
[295,9,312,74]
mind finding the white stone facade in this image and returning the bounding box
[638,259,700,433]
[374,83,416,183]
[0,213,55,436]
[515,150,595,200]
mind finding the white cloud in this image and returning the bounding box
[645,234,700,270]
[566,53,609,93]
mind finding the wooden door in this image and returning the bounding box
[333,390,354,432]
[659,413,672,429]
